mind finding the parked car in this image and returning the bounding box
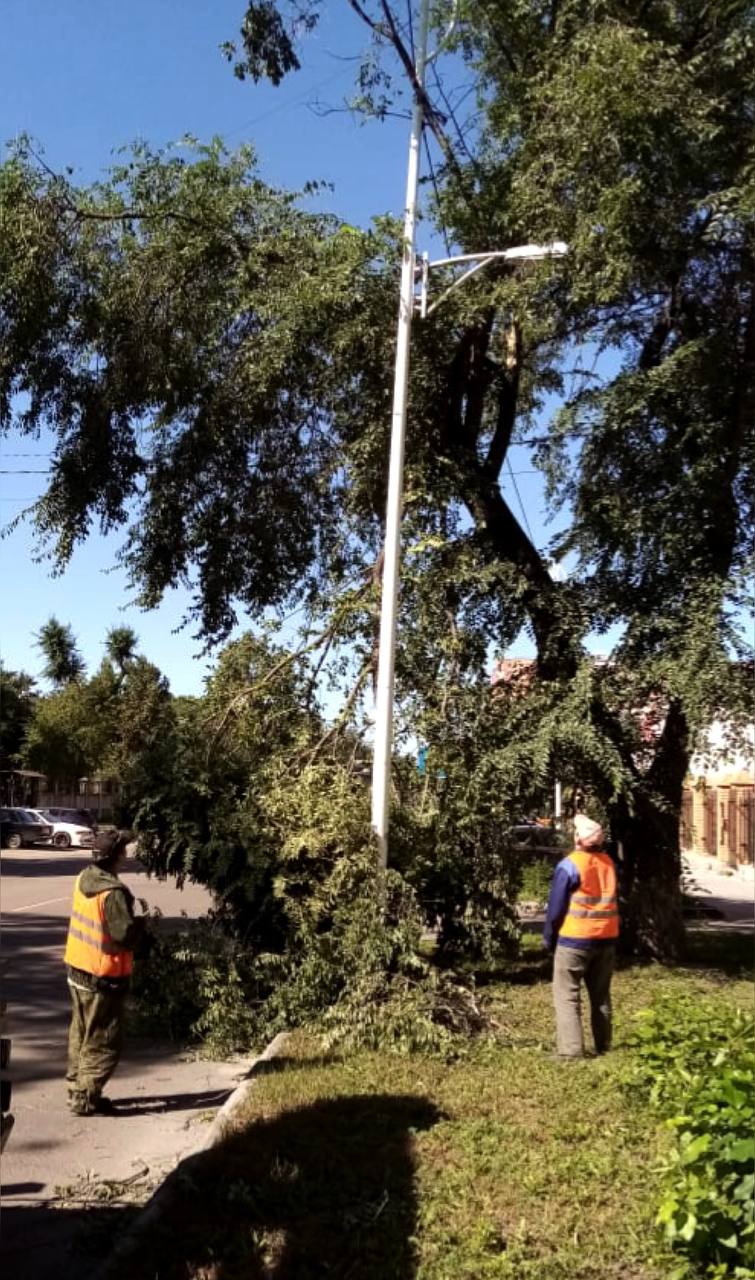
[31,809,95,850]
[42,806,98,831]
[0,808,53,849]
[504,823,567,860]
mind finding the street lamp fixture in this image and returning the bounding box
[418,243,568,318]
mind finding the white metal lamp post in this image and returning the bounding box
[370,0,568,870]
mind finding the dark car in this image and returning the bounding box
[504,823,567,860]
[42,806,97,830]
[0,808,53,849]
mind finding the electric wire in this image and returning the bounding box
[222,62,357,140]
[406,0,415,60]
[506,456,535,545]
[423,132,452,256]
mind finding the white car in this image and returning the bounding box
[29,809,95,850]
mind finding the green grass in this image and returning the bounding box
[108,941,753,1280]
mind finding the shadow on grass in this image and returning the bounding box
[682,928,754,975]
[611,927,753,977]
[443,945,552,989]
[104,1093,440,1280]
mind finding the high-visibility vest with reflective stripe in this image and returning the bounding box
[558,850,619,943]
[64,874,134,979]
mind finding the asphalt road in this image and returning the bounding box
[0,846,244,1279]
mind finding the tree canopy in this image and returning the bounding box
[0,667,36,786]
[1,1,753,954]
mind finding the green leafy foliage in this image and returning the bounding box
[35,615,85,686]
[20,622,175,795]
[0,138,393,642]
[221,0,314,84]
[516,857,553,907]
[129,914,259,1053]
[630,995,755,1277]
[0,667,36,778]
[131,852,484,1058]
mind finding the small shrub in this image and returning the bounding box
[630,995,755,1279]
[517,858,554,906]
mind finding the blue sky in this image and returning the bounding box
[0,1,569,694]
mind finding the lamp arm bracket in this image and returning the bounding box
[417,242,568,317]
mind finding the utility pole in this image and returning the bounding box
[370,0,567,870]
[370,0,431,871]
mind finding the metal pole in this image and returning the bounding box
[371,0,430,869]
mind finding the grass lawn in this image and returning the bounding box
[109,933,752,1280]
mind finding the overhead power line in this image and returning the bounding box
[506,456,535,544]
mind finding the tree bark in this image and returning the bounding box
[610,700,689,960]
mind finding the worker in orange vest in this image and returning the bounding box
[543,813,619,1059]
[64,829,143,1115]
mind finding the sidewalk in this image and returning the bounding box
[0,851,244,1279]
[682,852,755,932]
[0,1037,251,1280]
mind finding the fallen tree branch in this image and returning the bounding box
[305,656,372,764]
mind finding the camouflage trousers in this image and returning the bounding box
[66,980,127,1111]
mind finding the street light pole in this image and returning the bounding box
[370,5,567,871]
[370,0,431,871]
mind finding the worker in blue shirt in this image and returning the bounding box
[543,814,619,1059]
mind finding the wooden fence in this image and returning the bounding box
[682,781,754,866]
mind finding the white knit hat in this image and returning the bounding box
[574,813,604,848]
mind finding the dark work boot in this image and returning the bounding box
[91,1095,118,1116]
[68,1090,95,1116]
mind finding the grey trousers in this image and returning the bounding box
[553,944,615,1058]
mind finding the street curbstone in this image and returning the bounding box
[198,1030,290,1150]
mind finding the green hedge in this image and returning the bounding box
[630,994,755,1279]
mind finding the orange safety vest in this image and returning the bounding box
[64,874,134,979]
[558,850,619,943]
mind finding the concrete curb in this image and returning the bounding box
[198,1031,290,1151]
[91,1030,291,1279]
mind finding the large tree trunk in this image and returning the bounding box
[442,321,694,959]
[610,701,689,960]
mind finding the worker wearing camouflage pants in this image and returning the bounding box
[64,830,142,1116]
[66,982,128,1111]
